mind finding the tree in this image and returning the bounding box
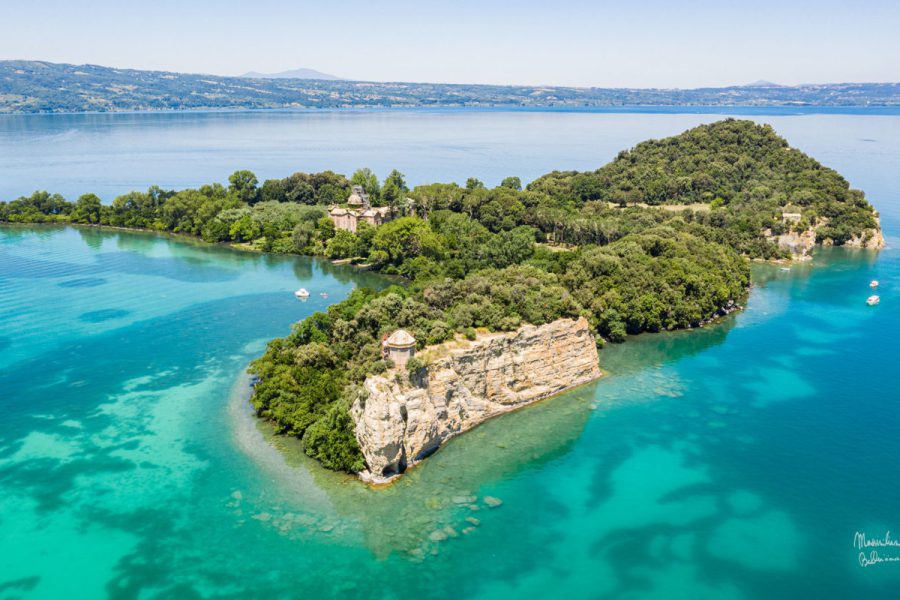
[316,216,335,240]
[351,168,380,202]
[483,226,536,268]
[381,169,409,212]
[325,230,358,258]
[410,182,465,217]
[71,193,102,224]
[384,169,408,193]
[259,179,286,203]
[315,183,345,205]
[292,221,316,252]
[354,220,376,256]
[466,177,485,190]
[228,170,260,204]
[229,214,262,241]
[282,173,316,204]
[371,216,445,265]
[500,176,522,191]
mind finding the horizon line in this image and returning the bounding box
[4,58,900,91]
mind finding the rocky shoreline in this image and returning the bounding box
[766,216,885,261]
[351,317,602,483]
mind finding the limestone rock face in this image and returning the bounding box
[351,317,601,482]
[765,215,885,259]
[770,228,817,259]
[843,217,885,250]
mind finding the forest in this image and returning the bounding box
[0,120,881,472]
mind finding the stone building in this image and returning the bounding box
[328,185,393,233]
[382,330,416,368]
[347,185,367,207]
[328,205,392,233]
[781,205,803,223]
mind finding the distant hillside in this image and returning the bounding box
[1,60,899,113]
[743,80,782,87]
[241,67,340,80]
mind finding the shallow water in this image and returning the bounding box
[1,110,900,598]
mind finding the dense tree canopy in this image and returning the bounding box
[527,119,878,254]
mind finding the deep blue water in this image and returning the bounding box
[1,109,899,599]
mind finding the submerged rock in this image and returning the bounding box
[429,529,448,542]
[484,496,503,508]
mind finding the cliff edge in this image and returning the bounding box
[767,215,885,260]
[351,317,601,482]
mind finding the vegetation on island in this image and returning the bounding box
[3,60,900,113]
[529,119,880,250]
[0,120,881,472]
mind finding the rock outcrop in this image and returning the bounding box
[768,228,817,259]
[351,317,601,482]
[842,216,885,249]
[766,215,885,259]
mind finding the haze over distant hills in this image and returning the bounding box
[743,80,783,88]
[1,60,899,114]
[240,67,340,80]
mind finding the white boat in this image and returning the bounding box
[320,292,329,298]
[870,280,879,288]
[294,288,310,299]
[780,267,791,272]
[867,295,880,306]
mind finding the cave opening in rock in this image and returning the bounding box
[381,455,408,478]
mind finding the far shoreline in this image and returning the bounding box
[4,104,900,119]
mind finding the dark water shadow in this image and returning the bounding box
[79,309,131,323]
[58,277,107,288]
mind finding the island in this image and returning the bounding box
[1,120,883,481]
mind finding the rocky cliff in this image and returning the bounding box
[766,216,885,260]
[351,317,601,482]
[839,216,885,250]
[768,229,817,259]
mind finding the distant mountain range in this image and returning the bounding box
[240,67,340,80]
[1,60,899,114]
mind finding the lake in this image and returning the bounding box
[1,108,899,599]
[1,106,899,201]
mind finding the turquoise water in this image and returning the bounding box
[1,110,900,598]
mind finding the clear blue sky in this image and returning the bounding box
[2,0,898,87]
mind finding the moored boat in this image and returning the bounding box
[295,288,310,299]
[870,280,879,288]
[867,295,880,306]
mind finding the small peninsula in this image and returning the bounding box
[0,120,883,480]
